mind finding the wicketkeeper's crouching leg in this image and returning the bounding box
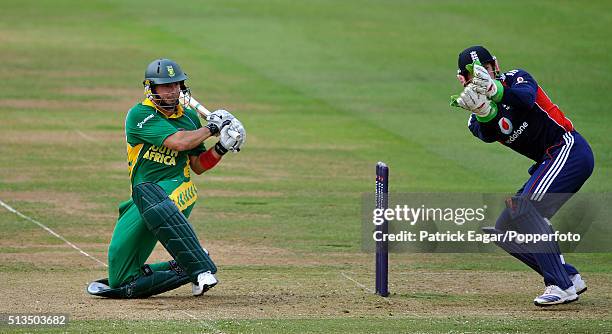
[88,182,217,298]
[482,196,585,306]
[483,197,577,288]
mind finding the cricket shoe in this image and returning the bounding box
[192,271,218,296]
[533,285,578,307]
[87,280,110,295]
[570,274,587,295]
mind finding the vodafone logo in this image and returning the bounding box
[505,121,529,144]
[498,117,513,135]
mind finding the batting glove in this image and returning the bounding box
[214,119,245,155]
[206,109,235,136]
[227,118,246,152]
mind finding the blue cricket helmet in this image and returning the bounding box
[457,46,496,77]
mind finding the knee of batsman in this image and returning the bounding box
[131,182,216,277]
[132,182,179,230]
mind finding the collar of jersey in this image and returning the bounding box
[142,98,184,119]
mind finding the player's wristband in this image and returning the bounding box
[205,123,220,136]
[475,102,498,123]
[491,81,504,103]
[198,148,222,170]
[214,142,229,156]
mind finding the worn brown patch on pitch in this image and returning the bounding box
[1,261,610,321]
[130,242,368,268]
[0,230,610,321]
[45,70,120,78]
[0,174,32,184]
[202,175,287,183]
[202,161,291,183]
[197,95,284,115]
[203,212,273,222]
[9,68,122,79]
[200,189,283,198]
[0,191,100,217]
[0,99,134,111]
[106,161,129,171]
[2,130,123,145]
[0,250,107,269]
[59,87,139,98]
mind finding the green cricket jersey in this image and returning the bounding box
[125,99,206,189]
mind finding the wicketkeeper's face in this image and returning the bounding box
[458,63,496,87]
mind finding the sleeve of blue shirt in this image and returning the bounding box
[500,69,539,110]
[468,113,499,143]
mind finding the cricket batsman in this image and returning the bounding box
[87,58,246,298]
[451,46,594,306]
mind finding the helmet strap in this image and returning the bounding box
[490,57,501,79]
[144,83,179,114]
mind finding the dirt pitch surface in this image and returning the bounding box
[1,220,610,322]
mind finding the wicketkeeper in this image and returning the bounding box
[451,46,594,306]
[87,58,246,298]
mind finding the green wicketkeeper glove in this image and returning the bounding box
[450,60,499,122]
[469,61,504,103]
[450,84,498,122]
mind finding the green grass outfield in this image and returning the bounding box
[1,0,611,333]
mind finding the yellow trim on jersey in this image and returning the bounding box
[127,143,144,178]
[142,98,184,118]
[169,181,198,211]
[183,157,191,179]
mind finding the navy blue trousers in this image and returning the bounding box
[496,131,594,289]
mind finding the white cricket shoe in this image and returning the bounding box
[192,271,218,296]
[570,274,587,295]
[534,285,578,307]
[87,281,110,295]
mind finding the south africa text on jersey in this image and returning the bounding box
[143,145,179,166]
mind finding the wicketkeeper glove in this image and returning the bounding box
[450,84,498,122]
[468,61,504,103]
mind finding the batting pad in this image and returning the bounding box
[132,182,217,282]
[505,196,573,289]
[87,261,190,298]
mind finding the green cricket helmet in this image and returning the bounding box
[143,58,190,113]
[144,58,188,85]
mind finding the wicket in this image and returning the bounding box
[375,162,389,297]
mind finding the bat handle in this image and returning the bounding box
[179,92,211,117]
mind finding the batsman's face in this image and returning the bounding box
[155,82,180,104]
